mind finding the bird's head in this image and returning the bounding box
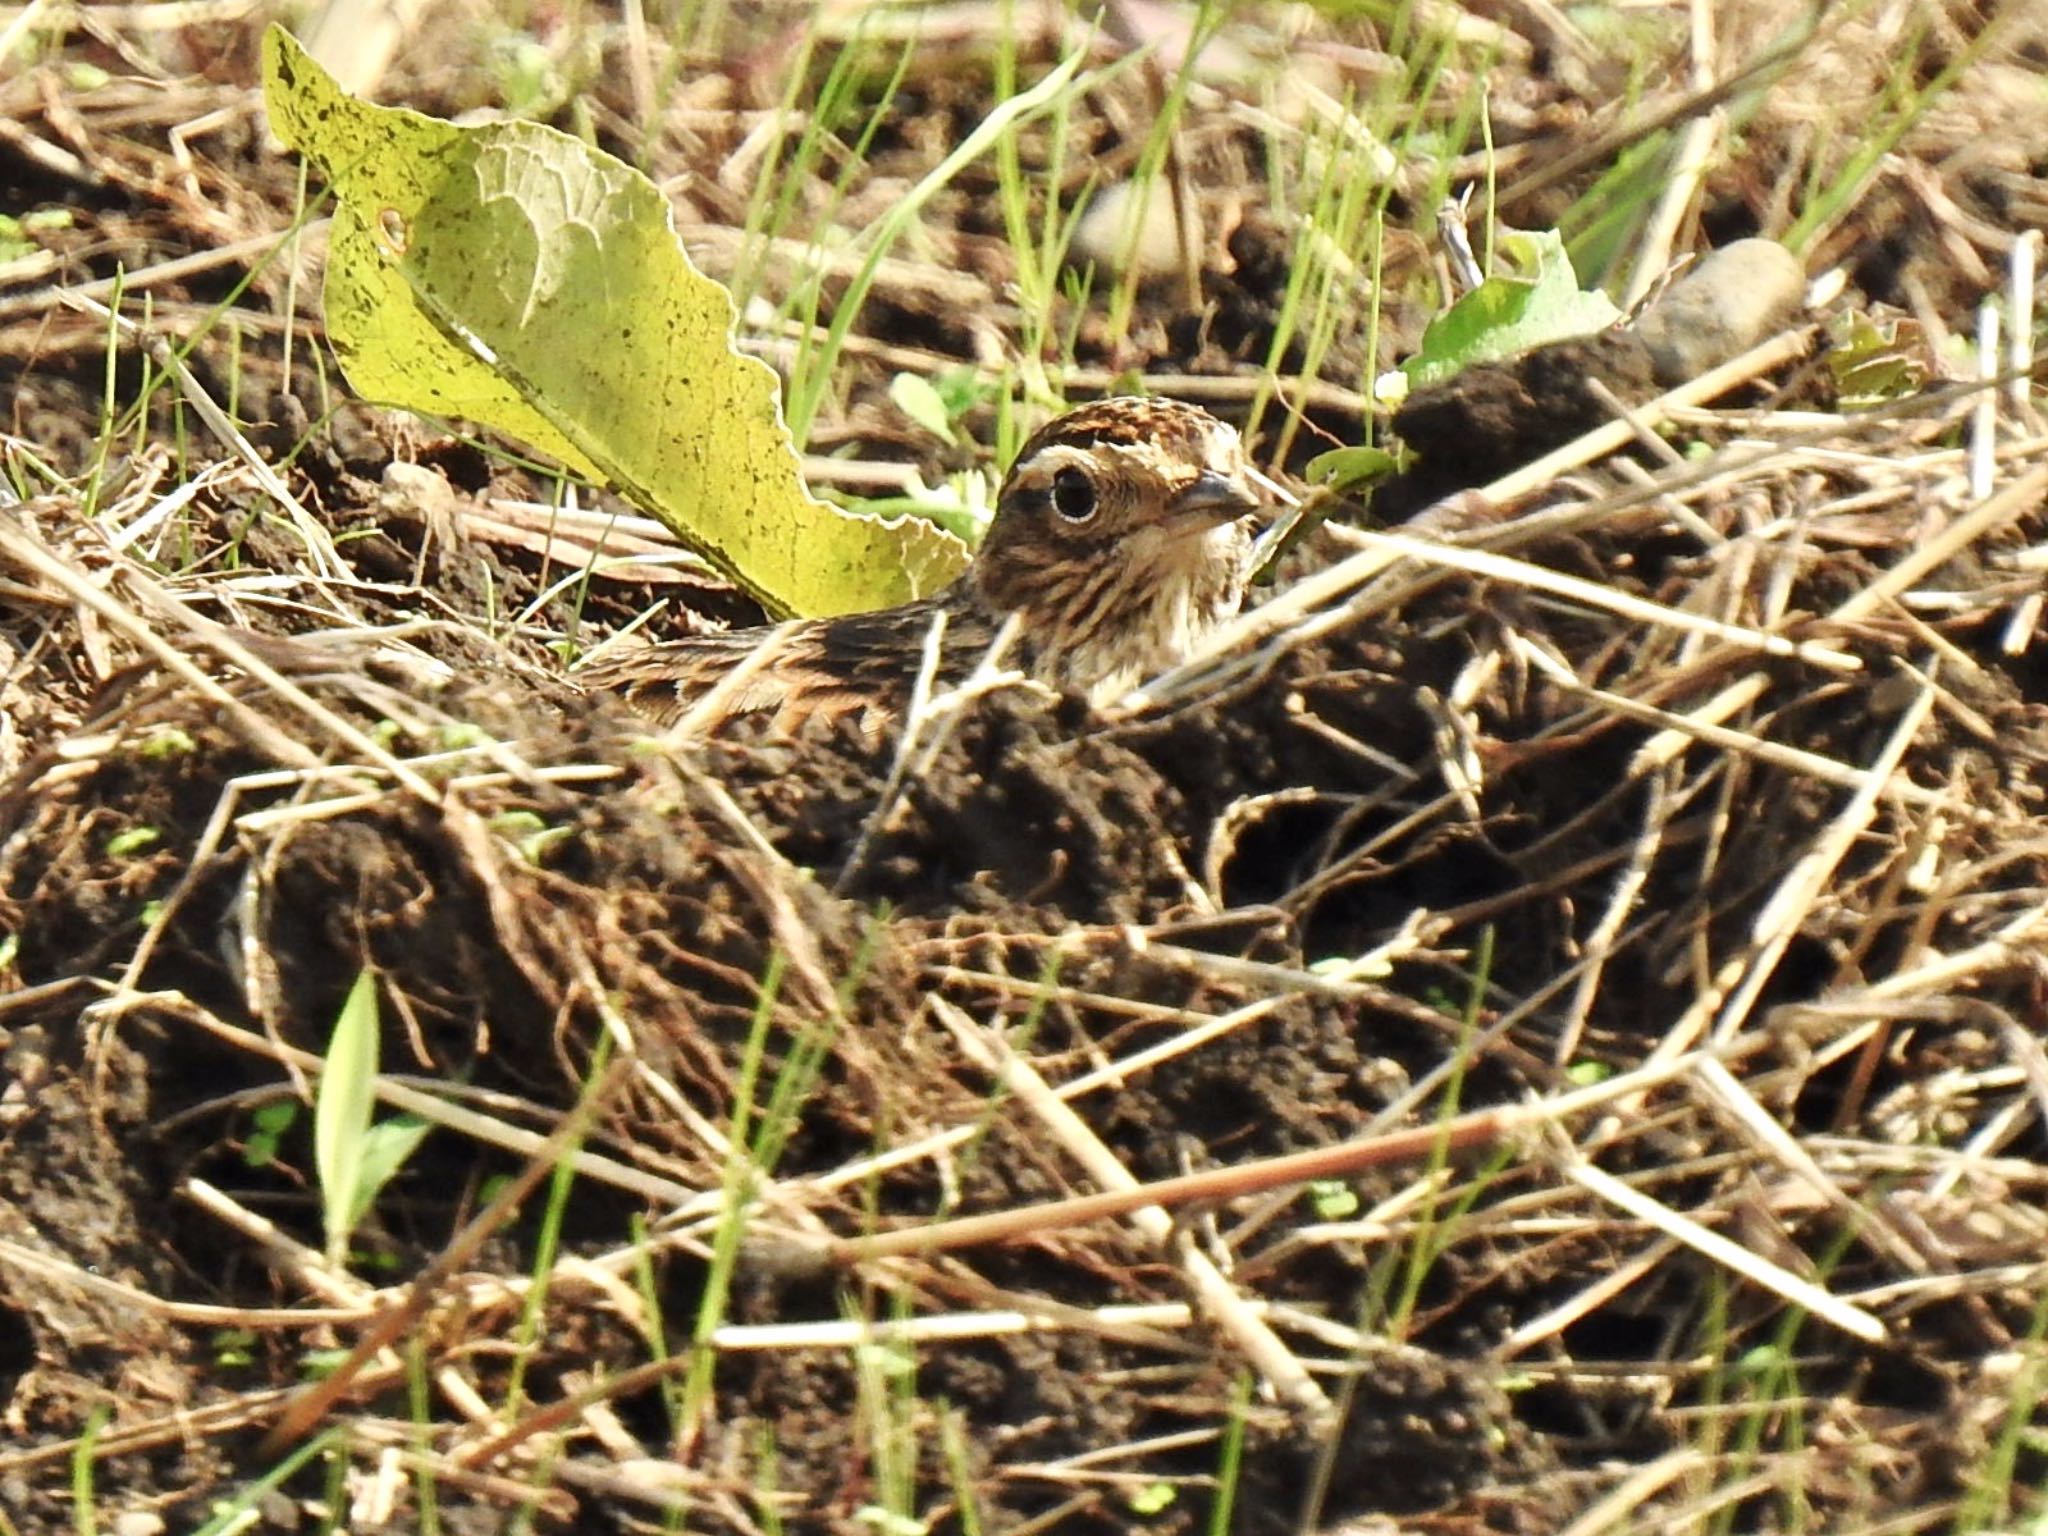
[969,397,1261,700]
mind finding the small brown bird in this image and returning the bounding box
[580,396,1261,736]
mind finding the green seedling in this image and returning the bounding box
[313,969,431,1267]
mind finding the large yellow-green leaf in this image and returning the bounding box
[262,25,967,617]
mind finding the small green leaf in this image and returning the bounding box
[1307,1179,1359,1220]
[488,809,570,863]
[437,721,494,752]
[261,25,967,618]
[345,1115,432,1233]
[1306,949,1394,981]
[928,367,993,421]
[1828,311,1927,406]
[137,725,197,759]
[1738,1344,1789,1378]
[888,373,956,443]
[105,827,160,858]
[315,969,381,1266]
[854,1339,918,1382]
[211,1328,257,1368]
[1127,1483,1177,1516]
[244,1100,299,1170]
[853,466,996,548]
[300,1347,352,1379]
[853,1508,926,1536]
[1304,445,1399,493]
[1402,228,1622,391]
[0,216,34,265]
[522,827,572,864]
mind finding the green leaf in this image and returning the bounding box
[210,1327,257,1368]
[137,725,196,759]
[852,1508,926,1536]
[345,1114,432,1233]
[261,25,967,618]
[0,211,69,264]
[888,372,956,443]
[1304,444,1399,493]
[314,969,380,1266]
[1307,1179,1359,1220]
[243,1100,299,1170]
[1828,311,1927,407]
[489,809,571,865]
[105,826,159,858]
[1401,228,1623,392]
[1127,1483,1177,1516]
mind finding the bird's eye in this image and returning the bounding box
[1050,466,1098,523]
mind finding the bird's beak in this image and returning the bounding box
[1168,470,1262,528]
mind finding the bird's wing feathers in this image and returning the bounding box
[577,597,994,735]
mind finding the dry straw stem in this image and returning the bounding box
[1553,1451,1709,1536]
[0,1234,367,1329]
[59,292,348,580]
[260,1054,635,1454]
[698,1300,1214,1356]
[1495,1235,1683,1359]
[1830,457,2048,623]
[787,976,1303,1202]
[368,1440,582,1523]
[180,1175,504,1431]
[1687,1055,1931,1277]
[0,517,316,768]
[0,228,301,323]
[1556,1158,1883,1344]
[1341,527,1860,672]
[837,1042,1742,1254]
[1632,672,1939,1078]
[832,609,1028,895]
[0,514,439,799]
[449,1350,701,1479]
[745,966,1308,1209]
[96,989,693,1209]
[0,1377,401,1480]
[1123,329,1820,712]
[927,993,1334,1425]
[1505,630,1979,820]
[5,5,2045,1526]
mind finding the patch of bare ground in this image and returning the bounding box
[3,2,2048,1534]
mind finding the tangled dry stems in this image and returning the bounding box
[4,346,2048,1528]
[5,1,2048,1529]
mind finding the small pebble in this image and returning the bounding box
[1072,179,1187,281]
[1635,238,1808,385]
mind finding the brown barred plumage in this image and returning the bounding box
[578,397,1260,736]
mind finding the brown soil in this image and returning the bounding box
[4,4,2048,1535]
